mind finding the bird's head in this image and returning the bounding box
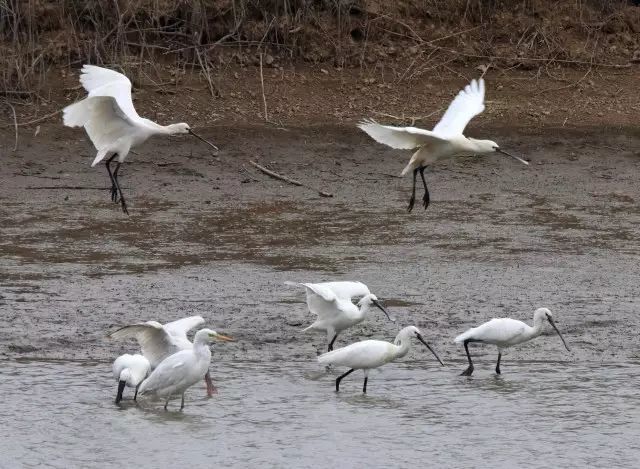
[534,308,570,351]
[481,140,529,166]
[166,122,191,134]
[395,326,444,366]
[358,294,395,322]
[195,328,234,344]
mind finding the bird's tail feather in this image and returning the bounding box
[91,148,110,167]
[454,329,473,344]
[317,350,337,364]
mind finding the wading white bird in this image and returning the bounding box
[454,307,570,376]
[138,328,233,410]
[318,326,443,393]
[62,64,217,214]
[109,316,218,396]
[358,78,529,212]
[112,353,151,403]
[286,281,395,351]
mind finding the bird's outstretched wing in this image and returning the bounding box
[163,316,205,341]
[357,119,447,149]
[432,78,485,138]
[80,65,140,121]
[320,281,370,300]
[109,322,178,367]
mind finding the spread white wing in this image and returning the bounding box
[163,316,205,342]
[316,281,370,300]
[357,119,447,150]
[432,78,485,138]
[110,321,179,368]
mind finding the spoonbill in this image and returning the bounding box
[109,315,218,396]
[286,281,395,351]
[318,326,443,393]
[112,353,150,403]
[62,64,217,214]
[454,307,570,376]
[138,329,233,410]
[357,78,529,212]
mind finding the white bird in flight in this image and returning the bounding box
[286,281,395,351]
[137,328,233,410]
[62,64,217,214]
[318,326,443,393]
[454,307,570,376]
[112,353,150,403]
[109,315,218,396]
[358,78,529,212]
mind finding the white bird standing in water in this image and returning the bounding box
[138,328,233,410]
[62,64,217,214]
[454,307,570,376]
[112,353,151,403]
[358,78,529,212]
[109,316,218,396]
[286,281,395,351]
[318,326,444,393]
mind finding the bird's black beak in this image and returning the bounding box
[546,314,570,351]
[116,380,126,404]
[416,333,444,366]
[188,129,219,152]
[496,148,528,166]
[372,299,395,322]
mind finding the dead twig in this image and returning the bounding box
[249,160,333,198]
[1,109,61,128]
[259,53,268,122]
[5,102,18,151]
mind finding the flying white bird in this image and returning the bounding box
[138,328,233,410]
[454,307,570,376]
[318,326,443,393]
[286,281,395,351]
[112,353,151,403]
[62,64,217,214]
[358,78,529,212]
[109,315,218,396]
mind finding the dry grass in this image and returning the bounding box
[0,0,638,95]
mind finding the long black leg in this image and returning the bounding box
[105,154,118,202]
[328,334,338,352]
[460,339,474,376]
[408,168,419,212]
[335,368,355,392]
[134,384,139,401]
[495,351,502,375]
[115,380,126,403]
[419,167,430,209]
[112,162,129,215]
[363,376,368,394]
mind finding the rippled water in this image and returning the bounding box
[2,359,638,468]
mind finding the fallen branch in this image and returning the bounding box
[26,185,109,190]
[6,102,18,151]
[249,160,333,197]
[259,53,268,121]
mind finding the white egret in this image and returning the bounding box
[109,315,218,396]
[286,281,395,351]
[112,353,151,403]
[358,78,529,212]
[318,326,443,393]
[138,329,233,410]
[454,307,570,376]
[62,64,217,214]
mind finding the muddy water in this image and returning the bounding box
[1,125,639,466]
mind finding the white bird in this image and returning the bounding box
[112,353,151,403]
[62,64,217,214]
[138,328,233,410]
[454,307,570,376]
[318,326,443,393]
[358,78,529,212]
[109,315,218,397]
[286,281,395,351]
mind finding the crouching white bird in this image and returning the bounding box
[112,353,151,403]
[358,78,528,212]
[286,281,395,352]
[62,64,217,214]
[454,307,570,376]
[318,326,443,393]
[109,315,218,397]
[138,328,233,410]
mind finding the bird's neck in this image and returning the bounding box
[141,118,172,134]
[525,321,544,341]
[393,338,411,360]
[193,338,212,359]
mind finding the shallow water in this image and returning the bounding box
[2,359,638,468]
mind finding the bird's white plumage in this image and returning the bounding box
[455,318,528,347]
[357,119,447,150]
[112,353,150,387]
[432,78,486,138]
[110,315,205,368]
[318,339,397,369]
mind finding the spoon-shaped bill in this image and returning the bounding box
[188,129,219,152]
[372,299,396,322]
[416,333,444,366]
[497,148,528,166]
[547,317,570,351]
